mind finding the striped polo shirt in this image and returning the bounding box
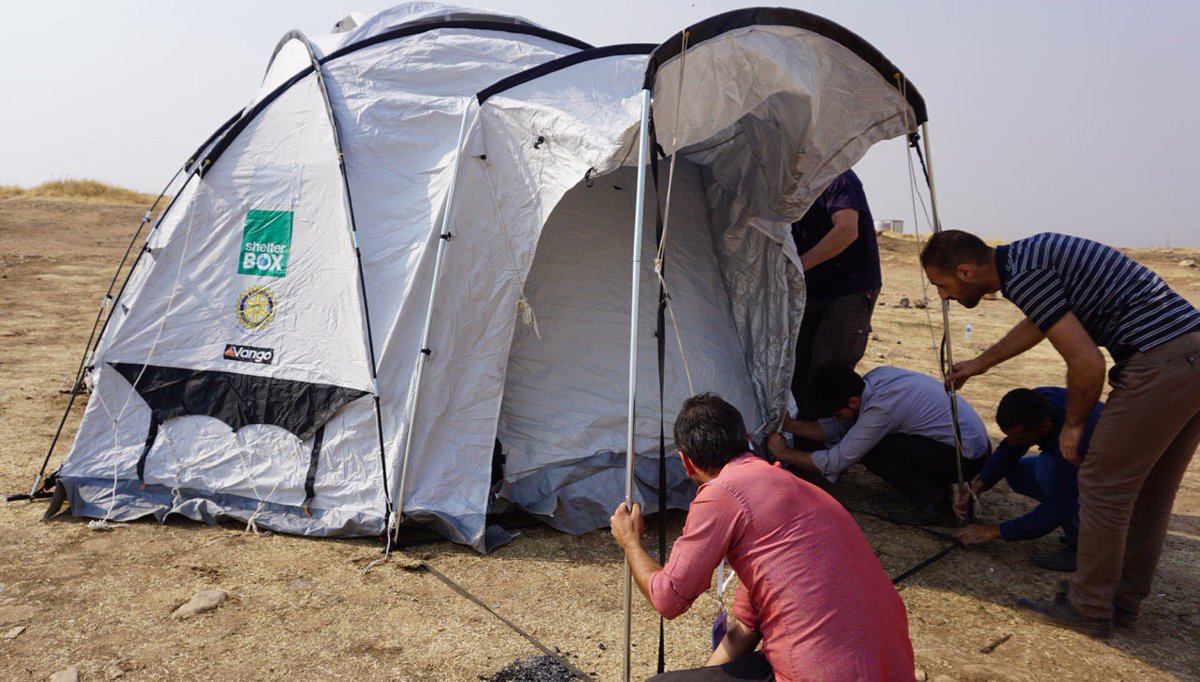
[997,233,1200,361]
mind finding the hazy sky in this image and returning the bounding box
[2,1,1197,246]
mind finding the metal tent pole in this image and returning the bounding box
[289,30,393,528]
[393,103,475,538]
[622,87,653,682]
[921,122,968,501]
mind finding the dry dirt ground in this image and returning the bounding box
[1,197,1198,681]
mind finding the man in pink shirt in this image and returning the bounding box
[611,394,914,681]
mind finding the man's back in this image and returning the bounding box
[656,454,913,681]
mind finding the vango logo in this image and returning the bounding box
[223,344,275,365]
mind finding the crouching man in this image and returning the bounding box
[610,394,913,681]
[767,364,991,525]
[954,387,1103,573]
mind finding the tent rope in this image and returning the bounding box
[479,156,541,339]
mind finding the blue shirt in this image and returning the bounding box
[977,387,1103,541]
[791,169,882,301]
[997,233,1200,362]
[811,366,991,481]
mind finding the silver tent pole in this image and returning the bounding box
[393,103,474,537]
[622,87,652,682]
[921,122,968,500]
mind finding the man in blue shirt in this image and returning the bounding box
[790,169,882,417]
[954,387,1103,573]
[767,364,991,525]
[922,230,1200,638]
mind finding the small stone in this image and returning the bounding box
[105,660,127,680]
[1179,259,1196,268]
[898,297,911,309]
[871,334,881,341]
[50,668,80,682]
[914,299,928,309]
[171,589,227,620]
[915,667,928,682]
[3,625,25,640]
[597,642,606,650]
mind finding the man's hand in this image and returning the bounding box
[610,502,645,549]
[954,479,986,520]
[947,356,988,390]
[766,432,789,460]
[955,523,1001,546]
[1059,421,1084,465]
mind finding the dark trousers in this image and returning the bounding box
[792,289,879,417]
[646,652,774,681]
[1070,331,1200,619]
[1004,453,1080,542]
[861,433,984,510]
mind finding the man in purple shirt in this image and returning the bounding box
[790,169,882,417]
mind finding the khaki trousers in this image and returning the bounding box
[1069,331,1200,619]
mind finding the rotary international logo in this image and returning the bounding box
[236,285,277,331]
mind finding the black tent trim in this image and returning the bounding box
[643,7,927,124]
[476,43,656,104]
[109,362,368,443]
[200,20,593,176]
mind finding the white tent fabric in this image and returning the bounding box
[55,4,925,551]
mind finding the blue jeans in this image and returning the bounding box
[1003,452,1080,542]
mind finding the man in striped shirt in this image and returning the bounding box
[920,230,1200,638]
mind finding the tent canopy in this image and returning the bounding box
[56,3,925,551]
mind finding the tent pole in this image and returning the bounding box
[920,122,968,503]
[289,30,394,531]
[623,87,652,682]
[393,102,475,538]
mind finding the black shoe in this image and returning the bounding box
[887,503,955,526]
[1055,580,1139,630]
[1031,543,1077,572]
[1113,604,1140,630]
[1016,593,1112,639]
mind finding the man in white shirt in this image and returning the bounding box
[768,363,991,524]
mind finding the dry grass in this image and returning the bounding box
[0,179,157,205]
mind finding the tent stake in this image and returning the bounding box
[393,103,475,538]
[622,86,652,682]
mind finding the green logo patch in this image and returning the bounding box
[238,209,293,278]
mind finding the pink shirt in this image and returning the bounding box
[649,454,914,681]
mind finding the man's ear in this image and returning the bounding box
[679,450,698,478]
[848,395,862,411]
[956,262,975,282]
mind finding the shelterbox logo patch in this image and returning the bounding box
[239,209,293,277]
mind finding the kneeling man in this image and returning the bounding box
[611,394,913,681]
[954,387,1102,573]
[767,364,991,525]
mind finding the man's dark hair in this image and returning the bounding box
[806,363,866,418]
[673,393,748,473]
[995,388,1053,431]
[920,229,992,273]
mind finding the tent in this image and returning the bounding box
[45,3,926,552]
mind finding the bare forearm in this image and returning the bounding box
[799,210,857,272]
[977,318,1044,369]
[781,415,826,443]
[621,538,662,604]
[776,447,820,475]
[705,619,762,667]
[1064,351,1105,426]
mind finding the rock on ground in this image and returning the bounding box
[170,590,227,621]
[487,655,575,682]
[49,668,79,682]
